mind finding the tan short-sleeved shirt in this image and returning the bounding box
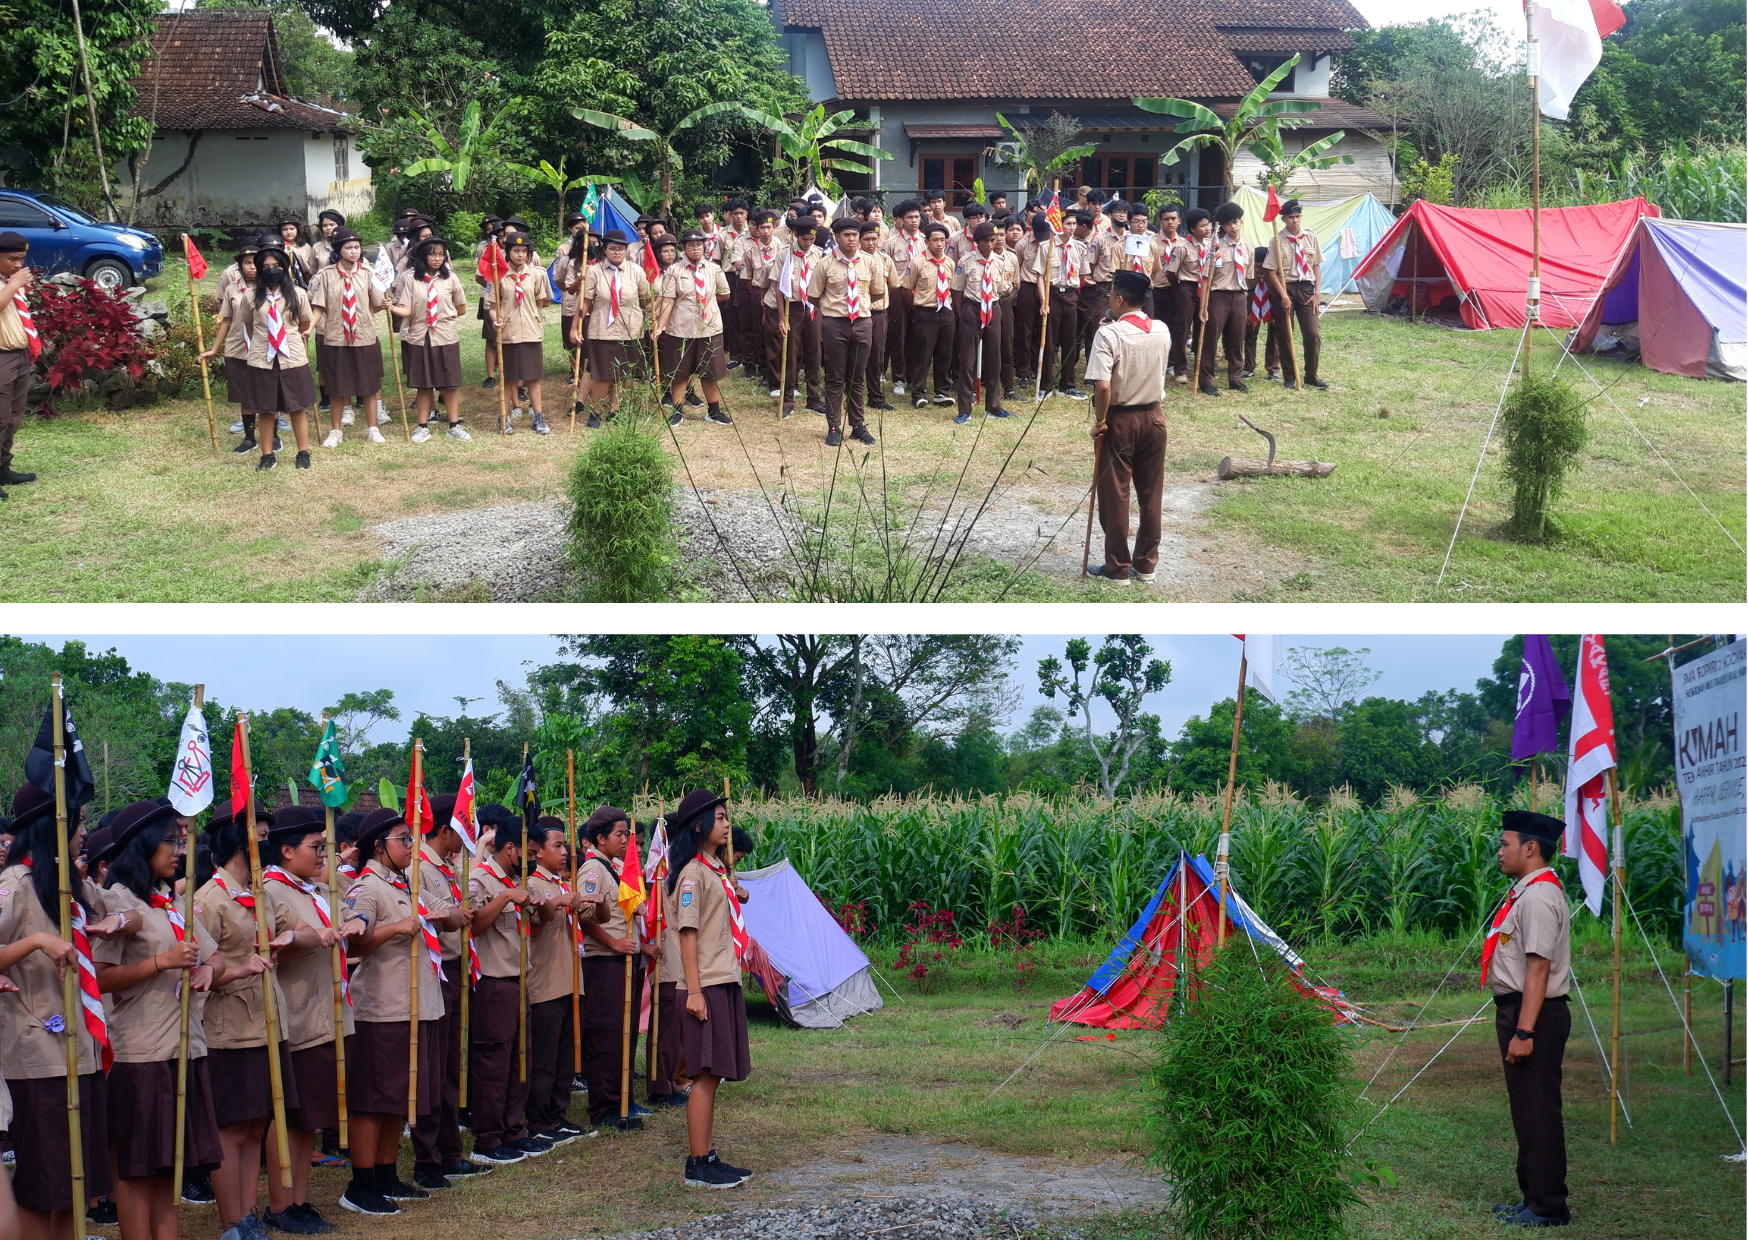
[244,288,313,369]
[218,286,254,360]
[0,867,103,1078]
[583,262,650,341]
[95,884,219,1063]
[1150,234,1187,287]
[1029,237,1090,289]
[484,268,553,344]
[733,236,771,286]
[394,272,469,347]
[1116,232,1157,280]
[417,846,463,962]
[467,855,526,979]
[658,260,730,337]
[1085,315,1170,406]
[553,237,585,315]
[1087,233,1125,282]
[263,871,354,1050]
[195,872,295,1050]
[309,263,387,347]
[1207,236,1250,292]
[217,264,247,305]
[806,249,875,319]
[904,254,957,311]
[1168,237,1212,284]
[951,250,1004,304]
[761,247,818,311]
[993,249,1022,298]
[578,854,630,958]
[526,867,580,1005]
[343,862,446,1023]
[928,212,962,237]
[671,858,740,991]
[882,229,926,279]
[1487,869,1571,998]
[865,249,898,311]
[1261,228,1323,281]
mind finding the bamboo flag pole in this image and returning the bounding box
[51,676,89,1240]
[1525,5,1542,374]
[496,272,511,435]
[1607,764,1625,1146]
[568,750,581,1075]
[239,715,293,1186]
[647,875,661,1092]
[322,715,348,1150]
[183,237,218,450]
[459,737,472,1108]
[1215,651,1249,948]
[407,739,425,1126]
[1195,234,1217,393]
[171,685,205,1201]
[619,927,633,1124]
[1034,233,1055,403]
[518,742,529,1084]
[385,301,411,442]
[776,304,790,418]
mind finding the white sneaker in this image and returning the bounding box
[229,419,245,434]
[769,388,782,399]
[411,425,431,444]
[276,415,291,432]
[322,428,342,448]
[340,406,355,426]
[365,425,386,443]
[376,401,391,425]
[446,423,472,441]
[892,381,907,397]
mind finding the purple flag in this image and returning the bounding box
[1512,634,1571,762]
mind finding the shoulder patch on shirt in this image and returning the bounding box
[582,876,598,895]
[680,878,697,891]
[680,891,693,908]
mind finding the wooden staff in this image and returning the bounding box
[619,925,633,1123]
[382,301,411,442]
[775,304,790,418]
[1195,233,1217,392]
[171,685,205,1200]
[570,322,585,431]
[239,715,293,1186]
[322,718,349,1149]
[495,273,511,436]
[459,737,472,1108]
[568,750,581,1074]
[407,739,425,1126]
[1607,764,1625,1145]
[646,875,661,1093]
[518,742,529,1084]
[1215,649,1248,948]
[50,676,88,1240]
[183,237,218,451]
[1034,233,1055,402]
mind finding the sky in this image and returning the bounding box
[1350,0,1521,33]
[22,634,1508,744]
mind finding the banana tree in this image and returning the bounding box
[1134,53,1336,195]
[1247,129,1355,194]
[988,112,1095,193]
[400,99,517,208]
[572,101,751,217]
[734,104,893,198]
[506,154,618,235]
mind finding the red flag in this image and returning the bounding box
[477,237,508,283]
[451,758,477,854]
[230,716,250,819]
[617,820,645,923]
[1043,190,1064,235]
[1563,634,1616,917]
[406,767,434,836]
[1263,185,1282,224]
[641,237,661,283]
[183,234,208,281]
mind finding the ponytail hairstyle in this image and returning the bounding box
[5,803,88,922]
[203,816,249,869]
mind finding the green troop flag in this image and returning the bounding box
[580,183,600,227]
[308,721,349,808]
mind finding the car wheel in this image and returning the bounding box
[84,257,133,291]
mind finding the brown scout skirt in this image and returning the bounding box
[244,358,318,413]
[587,338,647,385]
[108,1056,224,1180]
[223,356,254,408]
[319,341,384,400]
[677,982,750,1082]
[404,341,463,391]
[207,1042,301,1127]
[498,340,544,383]
[283,1041,339,1132]
[344,1019,439,1118]
[658,333,728,385]
[8,1072,114,1208]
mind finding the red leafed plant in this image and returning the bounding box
[895,901,963,989]
[818,895,875,942]
[29,278,156,395]
[988,904,1044,987]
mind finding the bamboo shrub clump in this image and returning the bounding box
[1501,372,1589,541]
[566,409,678,602]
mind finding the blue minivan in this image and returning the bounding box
[0,189,163,290]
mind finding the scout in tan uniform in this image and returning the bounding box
[1258,198,1327,390]
[485,230,554,435]
[577,229,652,421]
[923,191,961,238]
[260,807,362,1231]
[552,213,587,368]
[1079,209,1124,360]
[858,220,898,411]
[734,210,779,390]
[1149,206,1188,370]
[308,210,345,415]
[1196,201,1250,395]
[200,241,271,454]
[714,199,750,370]
[665,790,751,1189]
[1167,208,1212,384]
[1084,270,1171,584]
[1485,811,1573,1228]
[391,237,469,443]
[524,819,599,1145]
[308,229,389,448]
[807,218,879,446]
[654,231,733,427]
[465,826,538,1164]
[949,222,1012,423]
[1035,213,1092,400]
[277,218,316,290]
[407,797,479,1191]
[994,220,1025,400]
[578,807,654,1130]
[1243,241,1279,381]
[762,221,824,417]
[93,799,229,1238]
[241,241,317,471]
[337,809,447,1216]
[471,217,504,390]
[901,223,958,408]
[881,201,926,397]
[949,203,989,263]
[194,811,302,1240]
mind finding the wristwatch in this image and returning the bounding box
[1514,1028,1536,1041]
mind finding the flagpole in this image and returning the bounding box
[1216,651,1248,948]
[51,676,89,1240]
[321,720,349,1151]
[518,742,529,1084]
[1196,236,1216,395]
[1525,6,1541,375]
[1607,764,1625,1145]
[496,268,511,436]
[775,302,790,419]
[619,934,633,1124]
[458,737,472,1109]
[183,236,218,451]
[171,685,204,1201]
[568,750,581,1075]
[407,739,424,1126]
[1034,234,1054,403]
[240,715,293,1186]
[385,299,411,442]
[647,873,661,1096]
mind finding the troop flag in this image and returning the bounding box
[641,234,661,283]
[640,819,669,945]
[406,764,434,835]
[478,236,509,284]
[579,182,600,228]
[1262,184,1282,224]
[230,716,252,819]
[618,817,646,923]
[514,751,539,824]
[1511,635,1572,766]
[451,757,478,854]
[370,245,396,294]
[308,720,348,808]
[167,699,215,816]
[1237,634,1283,703]
[1527,0,1627,120]
[1043,190,1064,235]
[25,694,96,809]
[1563,634,1616,916]
[183,234,208,281]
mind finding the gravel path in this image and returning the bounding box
[601,1196,1079,1240]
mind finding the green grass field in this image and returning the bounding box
[2,262,1740,602]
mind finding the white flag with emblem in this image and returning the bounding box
[166,700,215,816]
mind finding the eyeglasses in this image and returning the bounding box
[298,842,329,855]
[385,833,415,846]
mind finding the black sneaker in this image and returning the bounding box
[337,1187,398,1216]
[705,408,733,426]
[291,1204,335,1234]
[870,400,895,411]
[1282,379,1299,391]
[535,1128,580,1148]
[572,1074,590,1092]
[272,434,283,452]
[601,1115,644,1132]
[912,397,929,409]
[413,1166,451,1190]
[684,391,704,408]
[1229,380,1250,394]
[262,1207,317,1234]
[683,1155,744,1189]
[1241,368,1255,379]
[440,1159,491,1178]
[517,385,530,404]
[986,407,1015,419]
[482,376,498,390]
[1198,385,1221,397]
[294,450,311,469]
[551,1121,592,1140]
[806,401,825,415]
[851,426,876,445]
[1499,1206,1571,1228]
[511,1134,555,1155]
[586,413,602,428]
[824,429,843,447]
[318,399,331,413]
[1307,378,1329,390]
[87,1199,118,1226]
[467,1144,525,1166]
[379,1175,427,1202]
[233,438,257,454]
[181,1175,216,1205]
[665,409,684,427]
[257,453,277,471]
[1492,1203,1526,1216]
[647,1092,688,1109]
[1063,387,1089,401]
[707,1150,752,1183]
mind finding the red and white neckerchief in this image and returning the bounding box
[263,293,287,362]
[339,268,360,344]
[12,286,40,361]
[421,848,479,982]
[1230,239,1248,271]
[1479,868,1563,989]
[424,275,441,329]
[264,865,351,1005]
[605,264,622,326]
[698,853,748,967]
[149,890,188,943]
[1249,279,1271,326]
[905,232,922,266]
[337,861,358,883]
[536,865,576,946]
[385,869,445,979]
[793,249,815,319]
[211,869,254,909]
[931,258,951,309]
[1291,233,1313,280]
[690,261,710,311]
[843,253,862,321]
[20,860,110,1067]
[977,256,996,327]
[1119,311,1153,333]
[509,270,529,308]
[1130,237,1147,273]
[479,861,528,938]
[1195,238,1213,281]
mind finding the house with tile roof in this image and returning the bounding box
[116,11,371,228]
[769,0,1396,209]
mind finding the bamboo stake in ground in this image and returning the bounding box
[50,676,88,1240]
[171,684,205,1200]
[518,742,529,1084]
[183,237,218,451]
[239,715,293,1187]
[407,739,425,1126]
[322,747,349,1149]
[1606,764,1625,1146]
[568,750,581,1074]
[1215,650,1248,948]
[458,737,472,1109]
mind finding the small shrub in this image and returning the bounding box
[895,901,963,990]
[1146,945,1360,1240]
[1401,152,1459,205]
[29,278,157,397]
[988,903,1044,986]
[819,896,876,941]
[567,414,677,602]
[1500,371,1588,541]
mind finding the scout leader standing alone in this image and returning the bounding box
[1084,270,1170,587]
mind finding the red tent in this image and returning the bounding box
[1049,853,1352,1030]
[1353,197,1660,330]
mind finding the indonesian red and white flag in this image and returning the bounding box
[451,757,478,855]
[1527,0,1626,121]
[1563,633,1616,916]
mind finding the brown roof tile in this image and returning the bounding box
[131,11,353,133]
[1210,96,1387,128]
[1219,25,1356,52]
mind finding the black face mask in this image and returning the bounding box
[259,265,287,288]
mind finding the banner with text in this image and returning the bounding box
[1675,641,1746,980]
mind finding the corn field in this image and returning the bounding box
[705,784,1686,946]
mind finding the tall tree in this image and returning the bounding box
[1038,636,1171,799]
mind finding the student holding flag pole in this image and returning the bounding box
[455,743,478,1115]
[465,797,538,1164]
[566,753,582,1079]
[180,236,219,450]
[524,816,589,1146]
[167,689,209,1210]
[577,806,649,1132]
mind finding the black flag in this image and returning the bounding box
[515,751,538,824]
[24,695,97,810]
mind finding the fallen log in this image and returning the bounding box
[1218,456,1336,480]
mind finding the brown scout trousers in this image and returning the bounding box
[646,979,683,1097]
[1273,279,1322,384]
[885,290,909,383]
[1166,281,1196,375]
[581,953,644,1124]
[1096,403,1167,580]
[0,348,29,472]
[524,995,574,1135]
[1495,995,1570,1219]
[1041,287,1080,391]
[864,308,888,404]
[410,959,463,1169]
[467,975,530,1150]
[1199,289,1247,388]
[954,298,1003,417]
[820,313,873,433]
[1014,282,1039,378]
[764,300,823,408]
[907,302,956,398]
